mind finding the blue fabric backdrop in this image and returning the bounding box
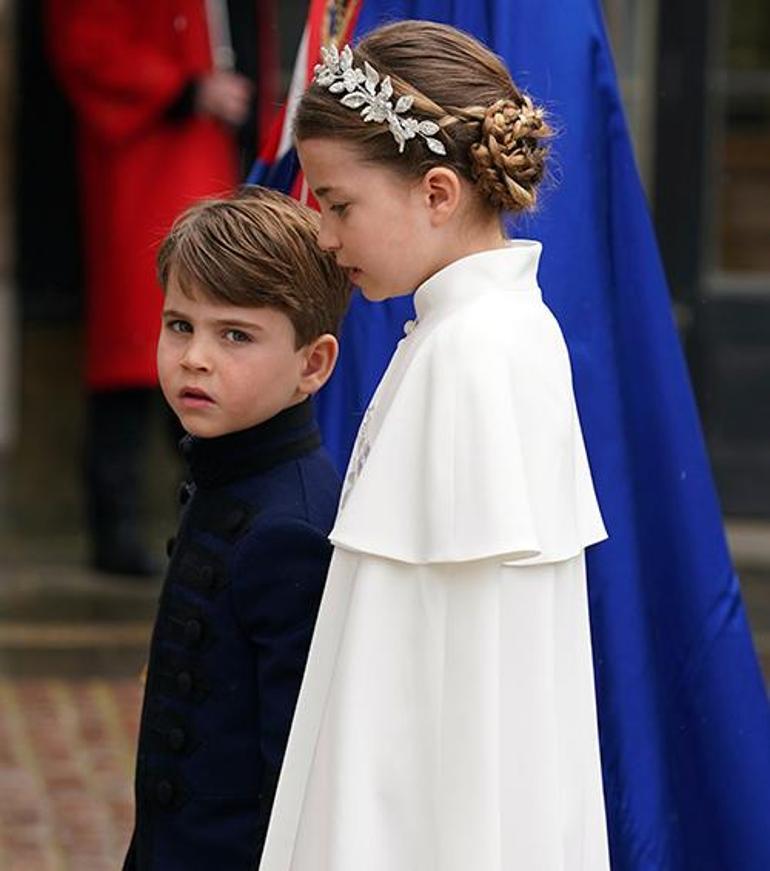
[308,1,770,868]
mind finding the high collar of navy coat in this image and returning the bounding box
[181,399,322,490]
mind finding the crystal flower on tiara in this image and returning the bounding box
[313,44,447,156]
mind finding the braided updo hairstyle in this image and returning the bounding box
[294,20,551,213]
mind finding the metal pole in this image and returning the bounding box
[205,0,235,71]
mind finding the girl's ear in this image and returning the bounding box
[421,166,462,226]
[298,333,339,395]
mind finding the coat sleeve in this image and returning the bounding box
[229,516,332,849]
[45,0,193,143]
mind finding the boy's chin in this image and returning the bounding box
[178,405,303,439]
[174,410,227,439]
[181,421,223,439]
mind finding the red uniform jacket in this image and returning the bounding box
[47,0,239,389]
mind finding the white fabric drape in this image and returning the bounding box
[260,243,610,870]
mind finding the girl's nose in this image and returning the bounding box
[317,219,340,252]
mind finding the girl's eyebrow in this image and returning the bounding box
[163,308,189,319]
[314,185,339,199]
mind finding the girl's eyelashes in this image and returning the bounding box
[330,202,349,216]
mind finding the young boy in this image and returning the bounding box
[123,187,350,870]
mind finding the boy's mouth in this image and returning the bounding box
[179,386,215,408]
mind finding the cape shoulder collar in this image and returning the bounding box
[413,240,543,326]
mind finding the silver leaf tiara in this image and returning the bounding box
[313,44,447,156]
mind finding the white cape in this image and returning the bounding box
[260,243,610,871]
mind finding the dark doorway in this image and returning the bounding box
[654,0,770,516]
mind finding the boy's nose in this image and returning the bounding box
[180,340,212,372]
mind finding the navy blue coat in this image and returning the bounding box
[124,400,340,870]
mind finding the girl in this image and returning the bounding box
[260,20,609,871]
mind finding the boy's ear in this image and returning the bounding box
[298,333,339,395]
[421,166,462,226]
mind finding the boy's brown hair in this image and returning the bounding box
[157,186,351,347]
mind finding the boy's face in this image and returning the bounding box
[157,277,309,438]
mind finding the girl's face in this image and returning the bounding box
[297,138,444,301]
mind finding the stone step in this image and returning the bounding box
[0,561,158,676]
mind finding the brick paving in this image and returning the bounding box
[0,679,141,871]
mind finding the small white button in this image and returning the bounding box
[403,319,416,335]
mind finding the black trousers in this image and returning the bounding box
[84,387,154,559]
[84,387,182,572]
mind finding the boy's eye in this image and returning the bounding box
[224,328,252,343]
[167,319,192,333]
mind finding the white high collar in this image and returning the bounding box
[413,240,543,324]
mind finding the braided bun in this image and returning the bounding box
[470,96,551,212]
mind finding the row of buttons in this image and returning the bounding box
[150,714,191,755]
[166,726,186,752]
[144,477,200,812]
[153,663,207,701]
[157,778,175,805]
